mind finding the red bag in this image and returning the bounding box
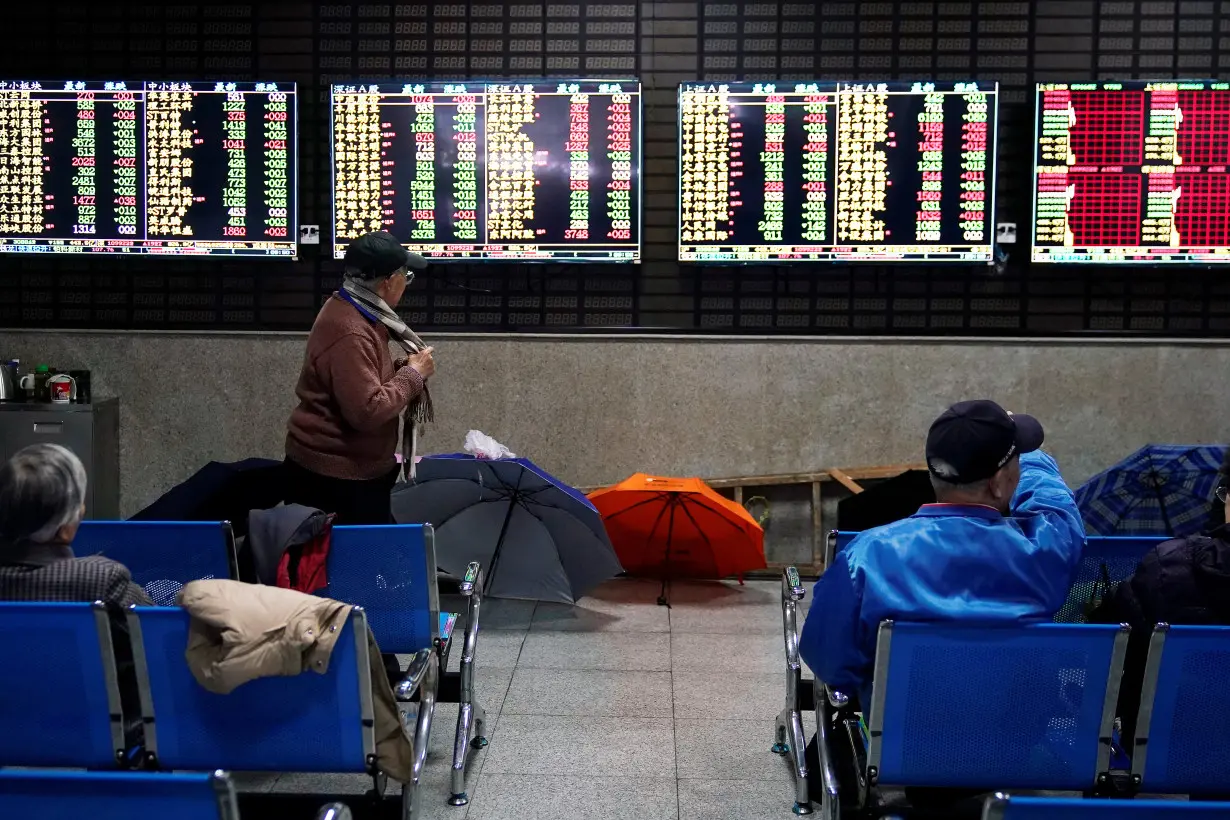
[276,513,336,594]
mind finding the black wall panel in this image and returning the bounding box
[2,1,1230,335]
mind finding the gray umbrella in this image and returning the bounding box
[391,455,622,603]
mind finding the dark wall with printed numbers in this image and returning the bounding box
[3,1,1230,335]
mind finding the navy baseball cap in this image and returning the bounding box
[925,400,1045,484]
[343,231,428,279]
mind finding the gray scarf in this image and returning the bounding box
[342,277,433,479]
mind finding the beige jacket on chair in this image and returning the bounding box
[177,579,415,783]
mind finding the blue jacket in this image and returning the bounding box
[800,451,1085,710]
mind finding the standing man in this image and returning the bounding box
[284,231,436,524]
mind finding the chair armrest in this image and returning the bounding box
[458,562,483,598]
[456,563,484,708]
[315,803,353,820]
[394,648,437,701]
[780,567,806,673]
[781,566,806,603]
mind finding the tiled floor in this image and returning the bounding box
[239,577,805,819]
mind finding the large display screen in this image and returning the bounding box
[1033,80,1230,264]
[331,79,641,262]
[678,80,997,263]
[0,80,296,257]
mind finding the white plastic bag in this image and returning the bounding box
[464,430,516,460]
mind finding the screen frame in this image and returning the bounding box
[675,79,1000,265]
[1029,78,1230,265]
[0,79,300,261]
[329,77,644,264]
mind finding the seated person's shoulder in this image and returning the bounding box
[76,555,151,603]
[847,516,929,554]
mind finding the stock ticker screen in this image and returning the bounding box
[331,79,641,262]
[0,80,297,257]
[678,80,997,263]
[1033,80,1230,264]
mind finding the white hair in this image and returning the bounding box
[929,472,991,499]
[0,444,88,544]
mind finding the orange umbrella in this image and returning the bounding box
[589,474,766,604]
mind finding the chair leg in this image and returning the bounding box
[773,707,792,755]
[448,565,487,807]
[786,708,812,815]
[472,702,489,748]
[448,700,484,805]
[402,652,438,820]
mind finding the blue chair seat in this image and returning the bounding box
[326,525,488,806]
[0,770,237,820]
[806,620,1130,817]
[872,621,1127,791]
[128,606,374,774]
[74,521,236,605]
[0,601,126,769]
[1054,536,1165,623]
[1134,625,1230,795]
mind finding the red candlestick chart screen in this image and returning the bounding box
[1032,80,1230,264]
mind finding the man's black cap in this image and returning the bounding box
[925,399,1045,484]
[343,231,428,279]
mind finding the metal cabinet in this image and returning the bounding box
[0,399,120,519]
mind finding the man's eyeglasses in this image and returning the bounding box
[1217,485,1228,504]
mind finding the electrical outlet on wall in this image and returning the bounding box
[299,225,320,245]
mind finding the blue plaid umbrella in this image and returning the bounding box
[1076,444,1227,538]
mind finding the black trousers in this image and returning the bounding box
[282,458,399,525]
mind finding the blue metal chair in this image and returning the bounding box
[0,770,237,820]
[325,524,487,807]
[75,520,237,606]
[812,621,1128,819]
[0,601,126,769]
[1133,624,1230,796]
[982,793,1230,819]
[1053,536,1165,623]
[127,605,424,819]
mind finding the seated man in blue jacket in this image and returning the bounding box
[800,400,1085,804]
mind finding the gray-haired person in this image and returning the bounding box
[0,444,151,606]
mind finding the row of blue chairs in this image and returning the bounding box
[0,602,435,815]
[774,532,1230,817]
[2,522,488,815]
[0,770,350,820]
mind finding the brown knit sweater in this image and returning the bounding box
[285,295,425,480]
